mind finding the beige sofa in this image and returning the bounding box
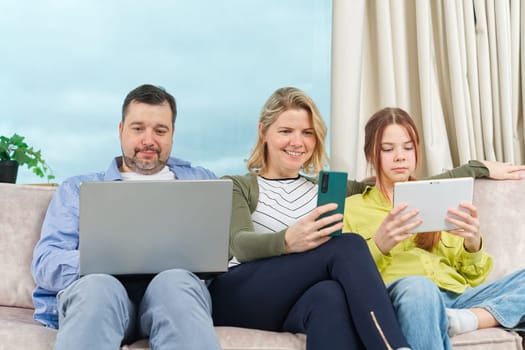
[0,175,524,350]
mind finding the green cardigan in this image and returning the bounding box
[223,160,490,263]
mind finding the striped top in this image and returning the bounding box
[229,176,317,267]
[252,176,318,233]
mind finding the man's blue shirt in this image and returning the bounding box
[31,156,216,328]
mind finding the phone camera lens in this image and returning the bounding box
[321,173,329,193]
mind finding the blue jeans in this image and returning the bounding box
[55,269,220,350]
[387,276,452,350]
[388,270,525,350]
[209,234,409,350]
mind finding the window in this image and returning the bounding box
[1,0,332,183]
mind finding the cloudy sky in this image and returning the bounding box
[1,0,332,184]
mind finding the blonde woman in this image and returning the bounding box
[208,87,411,350]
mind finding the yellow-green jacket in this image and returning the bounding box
[343,179,493,294]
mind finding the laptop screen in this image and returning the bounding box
[79,179,232,276]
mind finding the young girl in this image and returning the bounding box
[343,107,525,350]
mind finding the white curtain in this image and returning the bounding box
[331,0,525,180]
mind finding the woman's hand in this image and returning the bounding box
[373,204,422,254]
[446,202,482,252]
[284,203,343,253]
[480,160,525,180]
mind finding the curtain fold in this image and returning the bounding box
[331,0,525,180]
[495,0,514,161]
[511,0,523,162]
[474,0,496,161]
[330,0,366,176]
[416,0,453,176]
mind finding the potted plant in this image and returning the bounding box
[0,133,55,183]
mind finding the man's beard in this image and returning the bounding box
[122,146,166,175]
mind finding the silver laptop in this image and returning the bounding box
[79,179,232,276]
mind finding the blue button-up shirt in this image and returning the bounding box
[31,156,216,328]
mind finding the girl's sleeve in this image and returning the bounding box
[454,244,494,287]
[426,160,489,180]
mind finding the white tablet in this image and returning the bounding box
[393,177,474,233]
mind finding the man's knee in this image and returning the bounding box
[59,274,130,324]
[62,274,126,304]
[141,269,211,320]
[150,269,201,289]
[147,269,208,302]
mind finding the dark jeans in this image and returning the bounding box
[208,234,408,350]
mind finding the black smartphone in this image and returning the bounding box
[317,170,348,237]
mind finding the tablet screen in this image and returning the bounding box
[393,177,474,233]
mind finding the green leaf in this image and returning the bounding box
[0,133,54,180]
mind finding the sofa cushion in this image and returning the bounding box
[451,328,523,349]
[215,327,306,350]
[122,328,306,350]
[0,306,56,350]
[0,184,56,308]
[473,176,525,282]
[1,306,308,350]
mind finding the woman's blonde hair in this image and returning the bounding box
[364,107,441,251]
[246,87,328,175]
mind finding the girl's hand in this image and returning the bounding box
[284,203,343,253]
[373,203,422,254]
[446,202,482,252]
